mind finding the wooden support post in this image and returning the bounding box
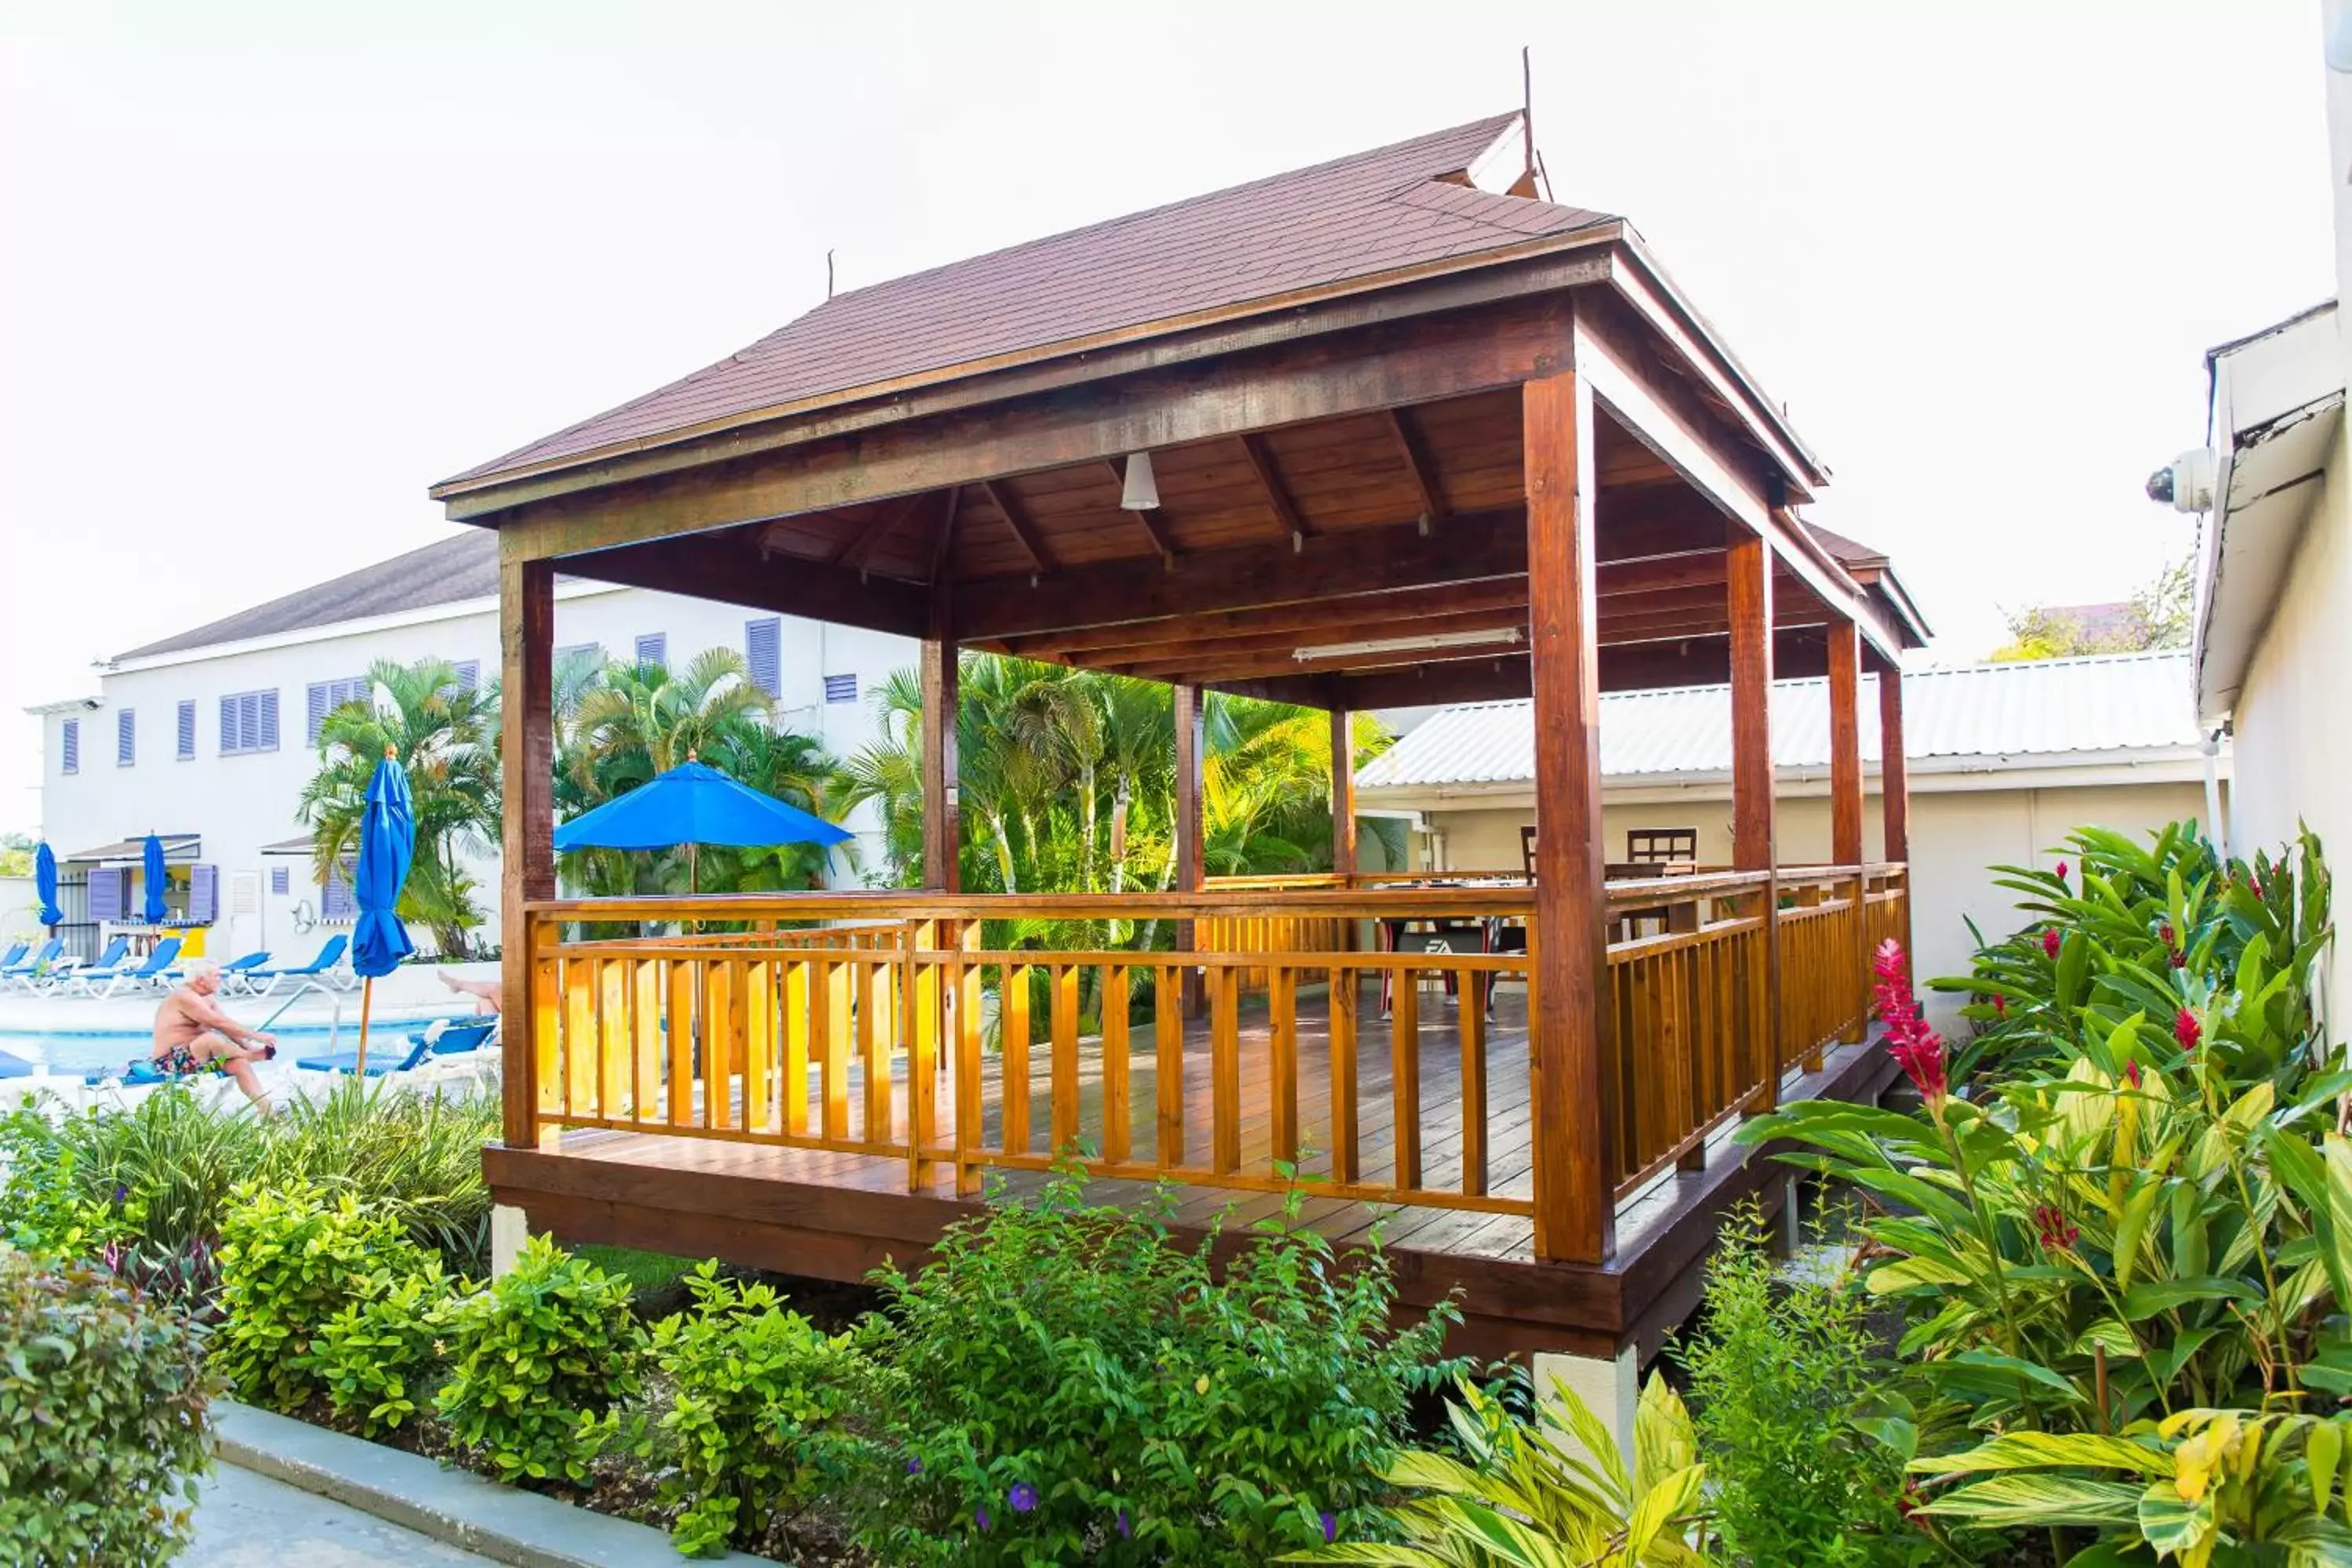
[499,555,555,1152]
[1879,664,1913,960]
[1828,617,1867,1044]
[1174,683,1205,1017]
[1726,526,1779,1112]
[1523,360,1613,1265]
[1330,707,1358,880]
[920,587,960,893]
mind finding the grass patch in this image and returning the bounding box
[575,1242,699,1295]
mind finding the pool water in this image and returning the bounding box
[0,1016,450,1076]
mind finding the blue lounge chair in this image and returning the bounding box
[416,1017,498,1056]
[41,937,129,993]
[64,938,182,1000]
[0,942,26,973]
[0,938,64,992]
[294,1033,434,1078]
[194,951,271,987]
[238,935,349,997]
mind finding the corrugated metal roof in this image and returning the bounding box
[1356,652,2203,789]
[443,114,1615,488]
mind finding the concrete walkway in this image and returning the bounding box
[185,1463,498,1566]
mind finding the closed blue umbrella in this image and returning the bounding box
[141,833,169,924]
[352,748,416,1072]
[32,843,61,930]
[555,757,850,892]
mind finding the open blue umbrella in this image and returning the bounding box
[555,757,850,891]
[352,748,416,1071]
[141,833,169,924]
[32,843,61,930]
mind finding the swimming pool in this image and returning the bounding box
[0,1015,450,1076]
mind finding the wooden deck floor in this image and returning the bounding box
[490,981,1897,1359]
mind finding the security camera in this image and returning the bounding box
[2145,448,2215,514]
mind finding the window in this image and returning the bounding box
[187,866,217,924]
[220,690,280,756]
[556,642,603,668]
[321,861,356,921]
[270,866,291,897]
[306,677,369,746]
[88,866,125,922]
[116,708,135,767]
[450,659,481,694]
[822,673,858,705]
[745,618,782,697]
[635,633,667,670]
[176,700,195,760]
[60,718,78,775]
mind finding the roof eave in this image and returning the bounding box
[431,223,1628,518]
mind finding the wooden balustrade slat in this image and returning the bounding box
[1051,964,1081,1156]
[855,959,885,1143]
[633,959,661,1126]
[1460,971,1487,1198]
[667,958,695,1129]
[564,957,595,1118]
[532,935,561,1120]
[1392,974,1421,1190]
[1269,965,1298,1165]
[822,960,851,1141]
[1003,965,1031,1156]
[1102,967,1131,1165]
[1329,966,1359,1184]
[1156,968,1185,1168]
[907,922,940,1181]
[1210,966,1240,1175]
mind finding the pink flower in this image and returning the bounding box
[2158,920,2175,947]
[2175,1008,2201,1052]
[2124,1060,2143,1089]
[2042,927,2062,960]
[2054,861,2069,884]
[1991,994,2007,1019]
[1875,942,1948,1107]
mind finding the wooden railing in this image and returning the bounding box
[512,867,1907,1260]
[1602,871,1774,1198]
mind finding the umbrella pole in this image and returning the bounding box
[356,977,373,1075]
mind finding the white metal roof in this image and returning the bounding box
[1356,651,2205,790]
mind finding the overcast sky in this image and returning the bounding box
[0,0,2332,838]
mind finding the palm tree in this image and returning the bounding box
[296,658,500,955]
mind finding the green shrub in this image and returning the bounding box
[646,1264,884,1556]
[0,1247,217,1566]
[213,1179,429,1409]
[313,1258,465,1435]
[0,1098,143,1261]
[1681,1205,1926,1567]
[2,1084,261,1258]
[860,1171,1458,1566]
[436,1234,645,1486]
[259,1077,499,1272]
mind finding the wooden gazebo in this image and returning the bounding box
[438,113,1929,1363]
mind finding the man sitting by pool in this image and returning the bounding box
[149,958,278,1115]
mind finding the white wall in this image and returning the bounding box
[1416,779,2209,1031]
[2229,414,2352,1027]
[34,586,917,957]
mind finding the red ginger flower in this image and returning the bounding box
[2175,1007,2201,1052]
[2252,876,2267,898]
[2054,861,2069,883]
[1991,994,2007,1018]
[2032,1203,2079,1252]
[2125,1059,2143,1089]
[1874,940,1947,1106]
[2042,927,2062,960]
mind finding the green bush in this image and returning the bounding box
[213,1179,430,1409]
[0,1247,217,1566]
[1681,1205,1926,1568]
[646,1264,883,1556]
[0,1098,142,1261]
[313,1259,465,1435]
[436,1234,645,1486]
[258,1076,499,1272]
[859,1171,1458,1566]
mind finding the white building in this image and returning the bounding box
[24,530,916,962]
[1356,651,2226,1028]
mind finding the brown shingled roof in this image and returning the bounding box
[442,113,1614,490]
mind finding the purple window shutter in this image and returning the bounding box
[89,868,122,922]
[258,690,279,751]
[189,866,217,924]
[322,862,354,920]
[307,683,329,746]
[60,719,78,774]
[176,700,195,759]
[745,618,782,696]
[270,866,290,897]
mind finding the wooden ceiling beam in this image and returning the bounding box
[979,478,1054,574]
[565,525,928,640]
[1238,434,1308,546]
[1161,638,1527,687]
[989,578,1532,659]
[1385,407,1448,525]
[928,485,961,581]
[1100,459,1179,564]
[1101,607,1531,680]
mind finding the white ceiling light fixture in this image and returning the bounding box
[1120,452,1160,511]
[1293,627,1523,662]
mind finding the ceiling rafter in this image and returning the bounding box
[1099,459,1179,565]
[833,489,931,570]
[979,478,1054,575]
[1237,434,1308,546]
[1384,407,1448,526]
